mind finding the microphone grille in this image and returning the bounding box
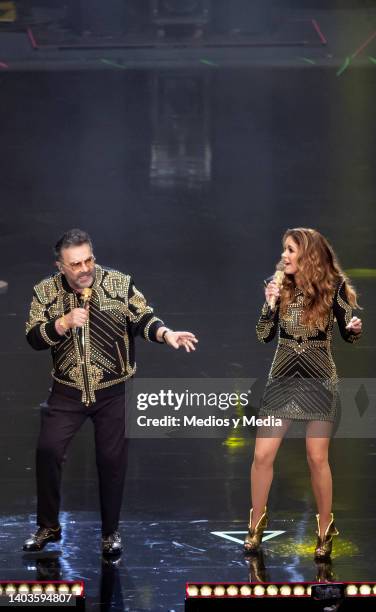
[82,288,92,302]
[274,261,285,286]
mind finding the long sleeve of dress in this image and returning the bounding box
[256,302,279,343]
[333,279,361,343]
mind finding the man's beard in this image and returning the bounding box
[76,271,95,287]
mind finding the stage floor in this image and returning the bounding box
[1,438,376,610]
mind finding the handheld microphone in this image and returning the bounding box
[269,261,285,311]
[79,288,92,350]
[81,287,92,307]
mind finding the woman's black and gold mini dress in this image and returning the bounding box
[256,279,360,422]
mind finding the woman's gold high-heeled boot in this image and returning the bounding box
[244,507,268,552]
[314,513,339,560]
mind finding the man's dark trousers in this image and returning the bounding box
[36,389,128,536]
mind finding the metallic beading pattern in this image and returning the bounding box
[256,280,361,421]
[144,316,164,341]
[26,265,163,404]
[256,302,278,343]
[39,322,60,347]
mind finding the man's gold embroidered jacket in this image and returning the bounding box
[26,265,164,404]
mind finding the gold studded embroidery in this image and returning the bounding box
[278,338,329,354]
[26,275,71,336]
[335,280,361,343]
[336,282,352,325]
[129,287,147,311]
[279,293,322,341]
[34,277,58,305]
[102,270,130,299]
[256,303,277,342]
[115,341,126,375]
[128,285,154,324]
[261,302,272,316]
[82,318,97,404]
[52,372,133,392]
[257,283,355,421]
[123,331,134,375]
[95,373,135,390]
[26,297,46,333]
[56,349,76,374]
[47,302,60,319]
[144,316,163,341]
[68,365,82,387]
[93,268,132,317]
[90,348,118,374]
[270,342,337,381]
[52,372,81,391]
[30,265,161,403]
[90,363,104,386]
[40,322,60,346]
[256,320,275,343]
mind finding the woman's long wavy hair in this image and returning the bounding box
[279,228,360,330]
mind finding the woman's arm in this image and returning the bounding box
[333,279,362,343]
[256,280,280,343]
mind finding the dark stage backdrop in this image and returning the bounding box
[0,67,375,398]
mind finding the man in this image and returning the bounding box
[24,228,197,556]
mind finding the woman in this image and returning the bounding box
[244,228,362,559]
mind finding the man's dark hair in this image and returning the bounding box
[54,229,93,261]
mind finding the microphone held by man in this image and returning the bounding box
[54,290,91,337]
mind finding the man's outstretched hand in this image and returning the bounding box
[157,329,198,352]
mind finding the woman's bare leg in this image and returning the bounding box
[306,421,333,535]
[250,420,291,528]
